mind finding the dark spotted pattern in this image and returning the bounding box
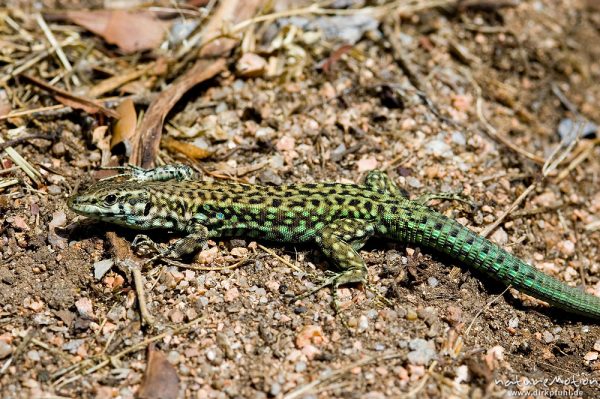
[67,167,600,319]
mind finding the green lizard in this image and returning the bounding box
[67,164,600,320]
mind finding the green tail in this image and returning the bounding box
[392,207,600,319]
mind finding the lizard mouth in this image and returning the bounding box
[67,196,121,220]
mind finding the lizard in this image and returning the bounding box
[67,164,600,320]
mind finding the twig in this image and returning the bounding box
[232,0,455,32]
[1,142,44,187]
[480,182,537,238]
[584,219,600,232]
[402,360,438,398]
[31,338,74,362]
[0,93,155,121]
[283,352,403,399]
[127,260,155,327]
[466,69,545,164]
[3,14,34,42]
[35,13,80,86]
[163,256,253,271]
[480,107,583,237]
[0,328,35,375]
[0,132,56,151]
[258,244,305,274]
[0,36,78,85]
[551,83,579,115]
[465,286,511,338]
[556,138,600,182]
[53,316,204,390]
[0,179,19,190]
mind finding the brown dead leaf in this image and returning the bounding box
[54,94,101,115]
[131,59,226,167]
[91,126,111,164]
[88,67,151,98]
[162,137,212,160]
[21,74,118,118]
[106,232,135,261]
[66,10,169,53]
[137,344,179,399]
[112,99,137,149]
[131,0,262,167]
[187,0,210,6]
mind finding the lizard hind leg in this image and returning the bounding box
[362,170,406,197]
[298,219,375,314]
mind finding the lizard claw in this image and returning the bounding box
[132,234,168,257]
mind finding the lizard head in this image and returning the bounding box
[68,180,153,229]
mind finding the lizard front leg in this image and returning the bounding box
[133,220,209,261]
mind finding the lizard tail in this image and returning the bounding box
[395,209,600,320]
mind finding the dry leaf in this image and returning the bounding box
[162,137,212,160]
[91,126,111,164]
[137,345,179,399]
[66,10,169,53]
[21,74,118,118]
[131,0,262,167]
[131,59,226,167]
[88,67,150,98]
[54,94,102,115]
[112,99,137,149]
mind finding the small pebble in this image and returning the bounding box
[406,177,422,188]
[358,315,369,332]
[169,309,185,323]
[374,343,385,351]
[407,339,436,365]
[406,308,418,320]
[206,349,216,362]
[236,53,267,78]
[425,139,452,158]
[27,350,40,361]
[167,350,180,365]
[94,259,114,280]
[47,185,62,195]
[427,277,439,287]
[490,228,508,246]
[558,118,597,140]
[295,361,307,372]
[451,131,466,146]
[0,341,13,359]
[269,382,281,396]
[75,298,94,319]
[558,240,576,257]
[51,142,66,156]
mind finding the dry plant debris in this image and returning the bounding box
[0,0,599,398]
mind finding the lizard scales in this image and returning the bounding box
[67,165,600,320]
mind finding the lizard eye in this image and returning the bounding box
[104,194,118,205]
